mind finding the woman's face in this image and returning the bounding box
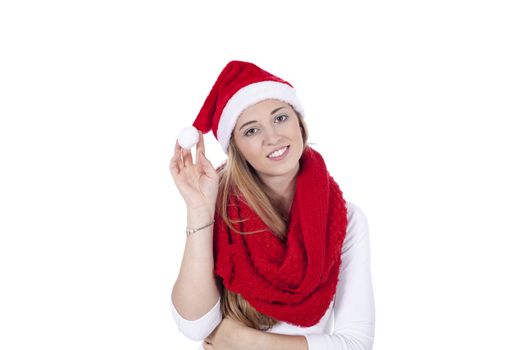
[232,99,304,182]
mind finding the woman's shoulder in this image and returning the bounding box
[345,201,369,226]
[342,201,371,248]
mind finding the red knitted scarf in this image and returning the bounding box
[213,147,348,327]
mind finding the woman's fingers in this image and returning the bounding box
[196,131,205,156]
[174,140,182,154]
[181,146,194,167]
[173,141,183,164]
[172,141,192,176]
[172,137,214,181]
[200,152,218,179]
[169,155,180,174]
[203,335,214,349]
[196,131,210,171]
[170,142,182,172]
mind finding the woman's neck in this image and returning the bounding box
[259,167,299,216]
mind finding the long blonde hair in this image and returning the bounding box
[216,108,309,330]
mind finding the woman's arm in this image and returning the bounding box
[204,318,308,350]
[171,206,220,320]
[304,202,375,350]
[169,133,222,340]
[251,332,308,350]
[171,292,221,342]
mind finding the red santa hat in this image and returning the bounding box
[177,60,304,153]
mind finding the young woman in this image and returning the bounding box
[169,60,375,350]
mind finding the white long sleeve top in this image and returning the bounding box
[171,201,375,350]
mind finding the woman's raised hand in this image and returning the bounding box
[169,131,219,216]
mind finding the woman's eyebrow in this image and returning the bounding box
[238,120,256,131]
[238,106,288,131]
[270,106,286,115]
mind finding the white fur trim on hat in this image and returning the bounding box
[216,81,304,153]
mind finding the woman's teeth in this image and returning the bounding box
[268,146,288,158]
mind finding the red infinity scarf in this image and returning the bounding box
[213,147,348,327]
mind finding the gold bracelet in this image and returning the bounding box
[186,220,214,237]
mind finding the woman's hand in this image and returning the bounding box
[203,317,258,350]
[169,131,219,215]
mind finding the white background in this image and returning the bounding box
[1,0,524,349]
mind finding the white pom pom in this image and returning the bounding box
[177,126,200,149]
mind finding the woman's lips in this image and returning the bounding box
[267,146,290,161]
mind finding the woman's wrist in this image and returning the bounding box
[186,205,214,228]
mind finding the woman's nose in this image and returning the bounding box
[263,126,281,145]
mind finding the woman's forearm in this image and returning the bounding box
[171,206,220,320]
[249,329,308,350]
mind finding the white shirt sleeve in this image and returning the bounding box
[170,297,222,341]
[304,202,376,350]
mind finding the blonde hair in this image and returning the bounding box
[216,107,309,330]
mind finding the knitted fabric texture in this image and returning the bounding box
[213,147,348,327]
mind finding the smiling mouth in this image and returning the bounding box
[267,146,289,159]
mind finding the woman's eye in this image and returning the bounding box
[275,114,288,123]
[244,128,257,136]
